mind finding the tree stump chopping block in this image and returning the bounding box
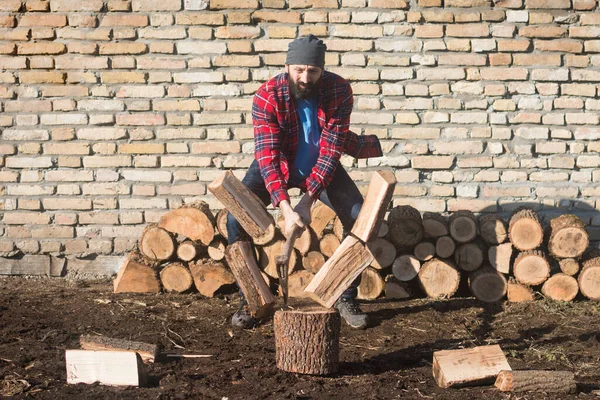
[274,309,340,375]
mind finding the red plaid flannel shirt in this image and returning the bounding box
[252,71,383,207]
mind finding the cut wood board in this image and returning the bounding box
[351,170,396,243]
[433,345,511,388]
[79,335,159,363]
[65,350,147,387]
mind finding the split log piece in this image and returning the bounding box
[494,370,576,393]
[479,214,508,245]
[559,258,580,276]
[449,210,478,244]
[333,217,344,241]
[507,279,535,302]
[367,237,397,269]
[454,241,484,272]
[418,258,461,299]
[319,233,341,258]
[508,208,544,251]
[65,350,147,387]
[274,309,340,375]
[513,250,551,286]
[435,235,456,259]
[384,275,412,299]
[356,267,384,300]
[158,201,215,246]
[547,214,589,259]
[207,237,227,261]
[259,238,297,279]
[541,273,579,302]
[414,241,436,262]
[278,216,314,256]
[422,212,449,238]
[469,266,508,303]
[138,224,176,262]
[302,251,325,274]
[79,335,159,364]
[351,170,396,243]
[215,209,229,239]
[278,270,314,299]
[578,256,600,300]
[309,201,336,239]
[160,262,194,293]
[113,253,160,294]
[377,220,389,238]
[387,205,424,248]
[189,259,235,297]
[392,254,421,282]
[488,242,513,275]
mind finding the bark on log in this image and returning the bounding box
[160,262,194,293]
[422,212,449,238]
[302,251,325,274]
[435,235,456,259]
[138,224,176,262]
[114,252,160,294]
[367,238,397,269]
[494,370,576,393]
[309,201,336,239]
[479,214,508,245]
[514,250,551,286]
[351,170,396,243]
[578,256,600,300]
[418,258,460,299]
[392,254,421,281]
[215,209,229,239]
[384,275,412,299]
[414,241,436,262]
[274,309,340,375]
[507,279,535,302]
[304,236,374,308]
[259,238,298,279]
[488,242,513,275]
[177,240,202,262]
[387,205,424,248]
[559,258,580,276]
[547,214,589,259]
[319,233,341,258]
[278,270,314,299]
[454,241,485,272]
[158,201,215,246]
[189,259,235,297]
[508,208,544,251]
[208,171,273,243]
[357,267,384,300]
[79,334,160,363]
[449,210,478,244]
[469,266,508,303]
[225,241,275,318]
[541,273,579,302]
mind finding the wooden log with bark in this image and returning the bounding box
[302,251,325,274]
[435,235,456,259]
[225,241,275,318]
[176,240,203,262]
[351,170,396,243]
[494,370,576,393]
[259,238,297,279]
[513,250,551,286]
[422,212,449,238]
[333,217,344,241]
[66,350,147,387]
[215,209,229,239]
[454,241,485,272]
[508,208,544,251]
[488,242,513,275]
[507,279,535,302]
[433,345,511,388]
[319,233,341,258]
[274,309,340,375]
[414,241,436,262]
[79,334,160,363]
[138,224,176,262]
[387,205,424,248]
[479,214,508,245]
[578,256,600,300]
[304,236,374,308]
[277,216,314,256]
[377,220,389,238]
[357,267,384,300]
[160,262,194,293]
[392,254,421,282]
[469,266,508,303]
[547,214,589,259]
[449,210,478,244]
[418,258,460,299]
[559,258,580,276]
[113,252,160,294]
[208,171,274,245]
[158,201,215,246]
[384,275,412,299]
[309,201,336,239]
[189,259,235,297]
[278,270,314,299]
[207,237,227,261]
[367,238,396,269]
[541,273,579,301]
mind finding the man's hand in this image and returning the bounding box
[279,200,305,237]
[293,192,313,227]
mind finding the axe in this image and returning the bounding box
[276,225,302,306]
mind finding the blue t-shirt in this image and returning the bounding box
[290,98,321,186]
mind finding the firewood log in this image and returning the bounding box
[207,237,226,261]
[488,242,513,275]
[414,241,435,262]
[351,170,396,242]
[158,201,215,246]
[333,217,344,241]
[418,258,460,298]
[357,267,384,300]
[454,241,485,272]
[309,201,336,239]
[495,370,576,393]
[507,279,534,302]
[302,251,325,274]
[578,256,600,300]
[377,220,389,238]
[387,205,423,248]
[558,258,580,276]
[259,238,297,279]
[278,270,314,298]
[384,275,412,299]
[138,224,176,262]
[392,254,421,281]
[514,250,551,286]
[277,216,314,256]
[541,273,579,301]
[547,214,589,259]
[176,240,203,262]
[508,208,543,251]
[189,259,235,297]
[422,212,449,238]
[449,210,478,244]
[367,237,396,269]
[274,309,340,375]
[435,235,456,258]
[469,266,508,302]
[215,209,229,239]
[79,334,160,363]
[113,251,160,293]
[479,214,507,245]
[160,262,194,293]
[319,233,341,258]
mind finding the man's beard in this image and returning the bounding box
[289,77,321,100]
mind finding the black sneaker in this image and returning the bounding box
[334,298,369,329]
[231,299,256,329]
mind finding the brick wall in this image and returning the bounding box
[1,0,600,258]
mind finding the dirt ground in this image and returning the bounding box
[1,276,599,400]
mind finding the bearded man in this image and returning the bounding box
[226,35,383,330]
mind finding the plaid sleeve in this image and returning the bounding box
[304,79,353,200]
[252,85,289,207]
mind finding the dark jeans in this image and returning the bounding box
[227,159,363,300]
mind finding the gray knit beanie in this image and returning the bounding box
[285,35,326,68]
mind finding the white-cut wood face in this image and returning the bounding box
[580,267,600,299]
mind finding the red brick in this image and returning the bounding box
[446,0,490,5]
[253,11,301,23]
[438,54,487,65]
[132,0,183,11]
[0,0,22,11]
[446,23,489,37]
[176,14,225,25]
[570,26,600,38]
[18,14,67,27]
[489,53,512,66]
[117,113,165,126]
[0,45,16,56]
[495,0,523,7]
[519,25,567,38]
[210,0,258,8]
[534,39,583,53]
[214,26,261,39]
[100,15,149,27]
[51,0,103,11]
[498,39,531,52]
[99,43,147,55]
[415,25,444,38]
[525,0,570,8]
[0,16,16,28]
[18,43,66,55]
[368,0,409,8]
[19,71,66,84]
[418,0,442,5]
[573,0,596,9]
[480,67,528,80]
[513,53,562,66]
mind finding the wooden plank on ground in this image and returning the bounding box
[304,236,374,308]
[65,350,147,387]
[79,335,160,363]
[433,344,511,388]
[351,170,396,243]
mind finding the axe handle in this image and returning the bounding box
[280,225,302,264]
